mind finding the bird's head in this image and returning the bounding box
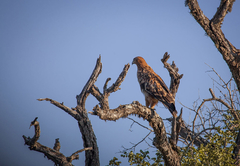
[132,56,147,68]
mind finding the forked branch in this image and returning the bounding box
[161,52,183,98]
[77,55,102,108]
[23,118,92,166]
[33,56,102,166]
[90,53,183,166]
[161,52,183,148]
[90,63,130,110]
[90,101,180,165]
[185,0,240,93]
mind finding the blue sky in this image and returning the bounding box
[0,1,239,165]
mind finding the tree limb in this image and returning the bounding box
[186,0,240,92]
[166,115,209,147]
[161,52,183,150]
[35,56,102,166]
[90,101,180,166]
[161,52,183,98]
[53,138,61,151]
[90,63,130,110]
[88,55,182,165]
[75,56,102,166]
[76,55,102,108]
[23,118,83,166]
[211,0,235,28]
[67,147,93,163]
[37,98,79,120]
[121,131,153,152]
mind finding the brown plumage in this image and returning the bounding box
[132,56,177,117]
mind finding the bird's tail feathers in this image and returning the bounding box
[163,102,177,117]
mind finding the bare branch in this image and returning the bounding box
[205,63,227,86]
[211,0,235,28]
[127,117,154,132]
[121,131,153,152]
[105,64,130,95]
[201,88,239,121]
[103,78,111,95]
[37,98,79,120]
[176,108,183,143]
[72,147,93,155]
[53,138,61,151]
[209,88,216,99]
[185,127,218,150]
[186,0,240,92]
[67,147,93,163]
[185,0,211,35]
[26,117,40,146]
[23,118,78,166]
[36,56,102,166]
[76,55,102,108]
[170,115,177,145]
[90,63,130,110]
[161,52,183,98]
[90,84,103,102]
[166,112,209,148]
[88,54,183,165]
[90,101,180,165]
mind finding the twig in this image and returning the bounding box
[67,147,93,162]
[120,131,153,152]
[23,118,78,166]
[37,98,79,120]
[127,117,154,132]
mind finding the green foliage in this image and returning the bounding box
[108,127,237,166]
[108,157,121,166]
[107,122,239,166]
[107,150,163,166]
[181,129,237,166]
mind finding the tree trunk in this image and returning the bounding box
[185,0,240,91]
[186,0,240,164]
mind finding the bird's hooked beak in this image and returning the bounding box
[132,58,136,65]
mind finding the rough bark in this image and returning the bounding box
[90,101,181,166]
[185,0,240,92]
[166,116,209,147]
[185,0,240,164]
[24,53,207,165]
[89,53,183,165]
[23,118,92,166]
[75,56,101,166]
[161,53,210,148]
[161,52,183,98]
[24,56,102,166]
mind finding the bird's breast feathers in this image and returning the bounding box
[137,68,174,103]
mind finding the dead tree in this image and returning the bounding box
[23,53,186,165]
[88,52,183,165]
[185,0,240,163]
[185,0,240,92]
[23,117,93,166]
[23,56,102,166]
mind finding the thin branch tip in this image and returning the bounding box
[209,88,216,98]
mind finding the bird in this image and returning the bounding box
[132,56,177,117]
